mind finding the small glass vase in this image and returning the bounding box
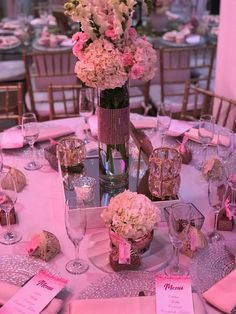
[98,83,130,190]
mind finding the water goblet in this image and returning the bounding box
[164,202,191,276]
[21,112,42,171]
[217,127,233,163]
[198,114,214,168]
[156,103,172,146]
[65,197,89,274]
[79,87,95,144]
[225,154,236,216]
[208,176,227,242]
[0,170,22,245]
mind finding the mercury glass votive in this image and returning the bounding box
[73,176,96,204]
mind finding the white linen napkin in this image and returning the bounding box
[0,280,63,314]
[69,296,156,314]
[166,119,192,137]
[202,268,236,313]
[184,128,218,145]
[1,124,73,149]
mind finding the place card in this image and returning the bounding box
[155,274,194,314]
[0,269,67,314]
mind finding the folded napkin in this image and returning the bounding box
[166,119,191,137]
[184,128,218,145]
[70,296,156,314]
[1,124,73,149]
[202,268,236,313]
[0,280,63,314]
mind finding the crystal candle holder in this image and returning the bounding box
[73,176,96,204]
[148,147,182,200]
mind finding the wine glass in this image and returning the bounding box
[208,176,227,242]
[65,196,89,274]
[164,202,191,276]
[217,127,233,163]
[198,114,214,169]
[21,112,42,171]
[156,103,172,146]
[225,154,236,216]
[0,170,22,245]
[79,87,95,144]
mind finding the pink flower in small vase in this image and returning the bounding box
[129,64,144,80]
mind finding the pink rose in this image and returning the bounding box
[129,64,144,80]
[105,28,117,40]
[123,52,133,66]
[128,27,137,40]
[72,32,80,42]
[72,32,89,56]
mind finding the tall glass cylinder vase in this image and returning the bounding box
[98,83,130,190]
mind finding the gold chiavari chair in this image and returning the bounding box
[182,81,236,131]
[23,50,77,121]
[157,44,216,117]
[0,83,23,131]
[48,84,82,120]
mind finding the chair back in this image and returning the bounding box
[23,50,77,119]
[48,84,82,120]
[0,83,23,130]
[182,81,236,130]
[158,44,216,115]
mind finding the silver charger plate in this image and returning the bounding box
[77,271,155,299]
[190,240,236,293]
[0,255,58,286]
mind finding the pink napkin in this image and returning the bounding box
[184,128,218,145]
[69,296,156,314]
[202,268,236,313]
[0,280,63,313]
[1,124,73,149]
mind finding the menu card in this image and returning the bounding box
[0,269,67,314]
[155,274,194,314]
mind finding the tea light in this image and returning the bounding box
[73,176,96,203]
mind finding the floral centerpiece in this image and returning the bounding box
[101,190,160,270]
[64,0,157,188]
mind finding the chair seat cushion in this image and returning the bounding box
[0,61,25,82]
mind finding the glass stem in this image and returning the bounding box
[74,241,81,261]
[174,247,180,270]
[213,210,219,233]
[202,144,207,164]
[161,133,165,147]
[30,143,36,165]
[5,211,12,234]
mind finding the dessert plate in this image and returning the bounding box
[87,227,174,274]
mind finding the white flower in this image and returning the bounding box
[101,190,160,239]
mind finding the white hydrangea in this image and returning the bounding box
[101,190,160,239]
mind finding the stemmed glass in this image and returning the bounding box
[198,114,214,168]
[21,112,42,171]
[217,127,233,163]
[208,176,227,242]
[225,154,236,216]
[156,103,172,146]
[0,170,22,245]
[79,87,95,144]
[65,197,89,274]
[164,202,191,276]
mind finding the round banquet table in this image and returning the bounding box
[0,117,235,314]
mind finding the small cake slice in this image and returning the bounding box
[26,230,61,262]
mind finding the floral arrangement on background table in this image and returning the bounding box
[64,0,157,189]
[101,190,160,270]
